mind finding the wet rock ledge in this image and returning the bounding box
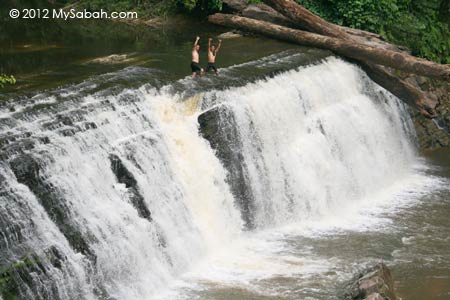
[344,263,399,300]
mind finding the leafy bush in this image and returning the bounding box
[0,74,15,88]
[176,0,222,13]
[296,0,450,63]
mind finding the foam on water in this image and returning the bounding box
[0,57,445,300]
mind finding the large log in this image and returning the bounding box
[208,13,438,117]
[259,0,442,117]
[223,0,406,52]
[359,63,437,118]
[262,0,349,39]
[217,0,442,117]
[262,0,402,50]
[209,14,449,81]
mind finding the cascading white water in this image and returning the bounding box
[0,57,424,300]
[200,57,417,228]
[2,88,242,300]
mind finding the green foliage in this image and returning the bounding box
[296,0,450,63]
[0,74,16,88]
[0,255,37,300]
[175,0,222,13]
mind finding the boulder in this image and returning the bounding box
[217,31,243,39]
[345,263,398,300]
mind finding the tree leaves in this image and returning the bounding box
[296,0,450,63]
[0,74,16,88]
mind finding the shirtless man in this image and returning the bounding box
[206,38,222,75]
[191,36,204,77]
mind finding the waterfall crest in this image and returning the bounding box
[0,57,418,300]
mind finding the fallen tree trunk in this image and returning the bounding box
[209,14,438,118]
[262,0,349,39]
[215,0,444,117]
[224,0,407,52]
[261,0,403,51]
[209,14,450,81]
[259,0,441,117]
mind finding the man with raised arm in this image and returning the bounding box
[191,36,204,78]
[206,38,222,75]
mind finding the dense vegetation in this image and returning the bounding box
[295,0,450,63]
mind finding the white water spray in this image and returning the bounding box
[0,57,425,300]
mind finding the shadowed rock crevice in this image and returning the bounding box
[109,154,152,221]
[198,106,255,229]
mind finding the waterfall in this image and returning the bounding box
[0,57,418,300]
[198,57,416,229]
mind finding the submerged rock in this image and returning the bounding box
[344,263,398,300]
[217,31,243,39]
[88,54,131,64]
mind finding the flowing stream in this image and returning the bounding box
[1,53,449,300]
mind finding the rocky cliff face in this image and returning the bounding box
[407,76,450,150]
[410,79,450,150]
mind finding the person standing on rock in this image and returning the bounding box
[206,38,222,75]
[191,36,204,78]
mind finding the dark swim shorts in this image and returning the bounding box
[206,62,217,73]
[191,61,201,73]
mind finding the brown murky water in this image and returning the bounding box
[160,149,450,300]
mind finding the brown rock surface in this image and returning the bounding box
[345,263,398,300]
